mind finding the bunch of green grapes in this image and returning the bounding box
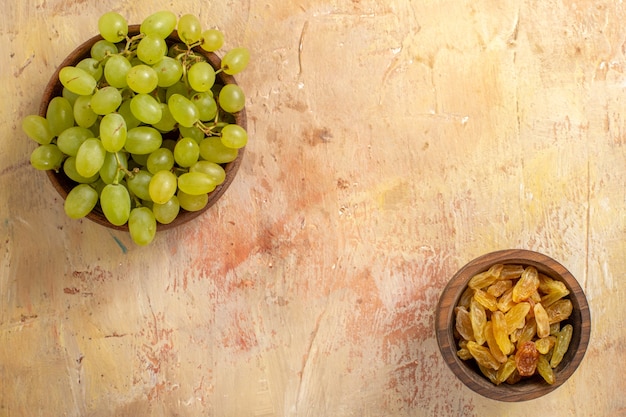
[22,10,250,246]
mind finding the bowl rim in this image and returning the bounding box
[435,249,591,402]
[40,24,246,231]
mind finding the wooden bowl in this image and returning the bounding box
[435,249,591,401]
[39,24,246,231]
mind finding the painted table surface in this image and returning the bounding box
[1,0,625,416]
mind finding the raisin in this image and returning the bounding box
[500,264,524,280]
[470,298,487,345]
[496,288,516,313]
[455,306,475,342]
[515,341,540,377]
[535,336,557,355]
[537,355,555,384]
[487,279,512,297]
[512,266,540,302]
[539,275,570,307]
[478,364,499,384]
[546,299,573,324]
[484,321,508,363]
[492,310,514,355]
[468,271,498,290]
[504,302,530,333]
[549,322,561,336]
[516,317,537,349]
[534,302,551,338]
[457,286,474,309]
[467,341,501,371]
[457,348,472,360]
[496,356,517,385]
[550,324,573,368]
[517,317,537,349]
[473,288,498,312]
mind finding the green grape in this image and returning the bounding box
[220,124,248,149]
[191,91,218,122]
[168,93,199,128]
[178,125,205,143]
[140,10,177,39]
[127,170,153,201]
[199,136,238,163]
[90,39,119,62]
[152,195,180,224]
[118,99,141,130]
[98,11,128,43]
[130,93,162,125]
[63,156,100,183]
[125,126,162,154]
[99,151,127,184]
[151,103,177,132]
[187,61,215,93]
[200,29,224,52]
[76,138,106,178]
[22,115,54,145]
[152,56,183,87]
[146,147,174,174]
[59,66,97,95]
[76,57,103,82]
[177,172,216,195]
[177,190,208,212]
[126,64,159,94]
[221,47,250,75]
[161,139,177,152]
[218,84,245,113]
[149,170,178,204]
[64,184,99,219]
[174,137,200,167]
[46,96,75,136]
[190,160,226,185]
[62,87,80,106]
[73,95,98,128]
[91,178,107,196]
[100,183,131,226]
[104,54,132,88]
[88,118,101,137]
[165,81,190,101]
[177,14,202,45]
[30,144,64,171]
[168,43,188,59]
[131,152,149,167]
[57,126,92,156]
[137,34,168,64]
[90,86,122,115]
[129,207,157,246]
[100,113,127,152]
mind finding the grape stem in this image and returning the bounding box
[114,152,136,181]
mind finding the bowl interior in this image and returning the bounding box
[40,25,246,231]
[435,249,591,402]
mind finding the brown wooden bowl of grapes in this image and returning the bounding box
[435,249,591,401]
[23,11,249,245]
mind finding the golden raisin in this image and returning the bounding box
[534,303,550,338]
[515,341,540,377]
[512,266,540,302]
[545,299,573,324]
[504,302,531,333]
[470,299,487,345]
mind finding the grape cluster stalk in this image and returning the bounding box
[22,11,250,246]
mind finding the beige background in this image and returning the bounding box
[1,0,625,416]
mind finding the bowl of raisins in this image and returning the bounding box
[435,249,590,401]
